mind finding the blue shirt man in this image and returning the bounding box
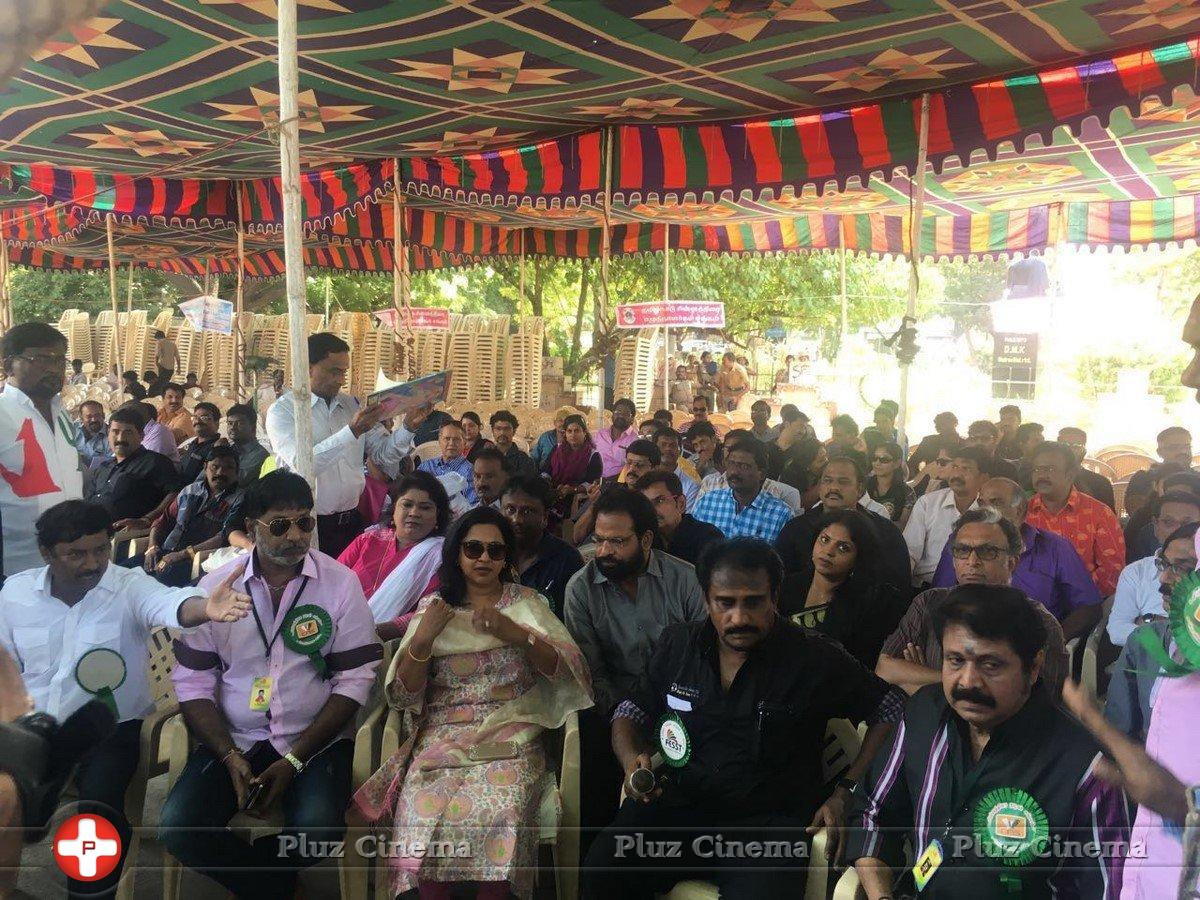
[417,421,478,504]
[692,439,792,543]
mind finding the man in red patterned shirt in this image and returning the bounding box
[1026,441,1125,609]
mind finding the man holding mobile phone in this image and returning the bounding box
[160,471,383,897]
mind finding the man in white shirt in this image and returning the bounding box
[0,499,249,897]
[903,445,987,587]
[0,323,85,579]
[266,333,407,559]
[1107,490,1200,646]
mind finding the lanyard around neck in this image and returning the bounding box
[249,573,310,657]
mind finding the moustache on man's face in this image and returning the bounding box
[951,687,996,708]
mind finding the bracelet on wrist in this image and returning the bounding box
[408,643,432,663]
[221,747,242,763]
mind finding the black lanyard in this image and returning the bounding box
[249,575,310,658]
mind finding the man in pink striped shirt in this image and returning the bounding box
[161,471,382,898]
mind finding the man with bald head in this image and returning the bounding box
[931,476,1101,641]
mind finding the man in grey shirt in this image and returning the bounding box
[564,486,705,845]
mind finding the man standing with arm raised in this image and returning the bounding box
[266,333,404,559]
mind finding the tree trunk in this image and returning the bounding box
[568,260,590,373]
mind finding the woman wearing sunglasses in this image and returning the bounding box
[338,472,451,639]
[779,508,909,669]
[352,506,592,900]
[867,441,916,529]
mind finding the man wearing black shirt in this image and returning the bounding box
[178,401,223,485]
[996,404,1022,460]
[500,475,583,619]
[908,412,960,471]
[638,470,721,566]
[583,539,906,899]
[1056,426,1116,512]
[85,406,179,530]
[965,420,1019,482]
[488,409,537,479]
[848,586,1127,898]
[775,456,911,594]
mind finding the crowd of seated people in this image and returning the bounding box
[0,319,1197,898]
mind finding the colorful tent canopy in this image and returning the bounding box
[3,3,1200,270]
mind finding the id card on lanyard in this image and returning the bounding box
[247,576,310,710]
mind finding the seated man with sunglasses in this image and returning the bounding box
[161,471,383,898]
[876,507,1068,697]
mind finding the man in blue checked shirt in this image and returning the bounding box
[417,421,477,504]
[692,439,793,543]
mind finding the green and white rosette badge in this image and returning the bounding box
[74,647,127,718]
[974,787,1049,868]
[282,604,333,679]
[1136,570,1200,677]
[657,713,692,768]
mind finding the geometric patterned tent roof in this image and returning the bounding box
[4,3,1200,270]
[4,0,1198,176]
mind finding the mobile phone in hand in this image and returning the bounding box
[241,781,265,811]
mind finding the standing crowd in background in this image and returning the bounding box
[0,320,1197,899]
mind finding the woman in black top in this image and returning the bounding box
[777,436,827,511]
[867,441,916,529]
[779,508,909,669]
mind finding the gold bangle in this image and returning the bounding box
[408,644,432,663]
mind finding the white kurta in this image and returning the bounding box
[0,386,83,577]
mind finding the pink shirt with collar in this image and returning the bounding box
[593,425,638,478]
[171,549,382,754]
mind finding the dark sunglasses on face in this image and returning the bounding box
[873,456,894,464]
[257,515,317,536]
[461,540,507,561]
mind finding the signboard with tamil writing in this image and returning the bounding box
[374,307,452,331]
[615,301,726,329]
[178,296,233,335]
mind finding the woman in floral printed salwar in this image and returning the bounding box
[351,506,593,899]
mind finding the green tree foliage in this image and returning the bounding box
[10,268,190,324]
[1074,350,1189,404]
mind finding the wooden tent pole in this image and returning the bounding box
[597,125,614,429]
[838,217,848,343]
[235,187,246,400]
[518,230,526,307]
[392,168,414,377]
[661,226,670,412]
[0,231,10,333]
[125,261,134,313]
[105,213,123,371]
[277,0,314,486]
[898,93,930,437]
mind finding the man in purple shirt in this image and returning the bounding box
[931,476,1100,638]
[160,471,382,897]
[593,397,638,479]
[132,400,180,465]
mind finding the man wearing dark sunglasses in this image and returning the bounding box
[163,471,382,896]
[0,322,84,579]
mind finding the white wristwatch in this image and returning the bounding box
[283,751,305,773]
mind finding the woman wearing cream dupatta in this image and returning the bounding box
[352,507,592,900]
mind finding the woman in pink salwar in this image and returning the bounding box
[351,506,592,900]
[338,472,451,640]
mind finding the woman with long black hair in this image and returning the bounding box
[779,508,909,668]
